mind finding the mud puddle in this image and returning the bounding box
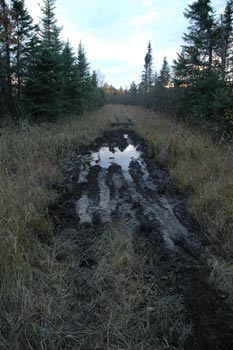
[50,128,233,350]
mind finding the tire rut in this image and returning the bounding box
[53,128,233,350]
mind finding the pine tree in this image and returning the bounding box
[25,0,63,119]
[129,81,137,95]
[61,41,78,112]
[157,57,171,87]
[141,41,153,93]
[76,41,91,113]
[172,0,233,132]
[173,0,216,88]
[89,70,105,108]
[217,0,233,81]
[11,0,34,101]
[183,0,216,68]
[0,0,13,107]
[173,0,220,122]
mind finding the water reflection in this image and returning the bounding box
[91,144,141,171]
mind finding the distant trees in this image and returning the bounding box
[140,41,153,93]
[157,57,171,88]
[111,0,233,138]
[0,0,105,122]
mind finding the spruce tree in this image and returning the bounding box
[89,70,105,108]
[11,0,34,101]
[157,57,171,87]
[0,0,12,107]
[173,0,216,87]
[61,41,78,113]
[25,0,63,119]
[173,0,233,133]
[183,0,216,68]
[217,0,233,81]
[173,1,218,120]
[141,41,153,93]
[129,81,137,95]
[76,41,91,113]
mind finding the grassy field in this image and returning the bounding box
[116,105,233,304]
[0,110,111,348]
[70,224,190,349]
[0,104,232,348]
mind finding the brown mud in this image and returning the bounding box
[49,124,233,350]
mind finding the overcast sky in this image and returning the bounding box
[24,0,226,88]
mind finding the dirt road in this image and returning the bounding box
[50,123,233,349]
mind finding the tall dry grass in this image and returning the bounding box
[0,109,111,348]
[1,103,232,348]
[129,106,233,255]
[111,104,233,303]
[73,224,190,349]
[107,104,233,303]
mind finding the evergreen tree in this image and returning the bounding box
[157,57,171,87]
[129,81,137,95]
[76,41,91,113]
[217,0,233,81]
[183,0,216,68]
[61,41,78,112]
[11,0,34,101]
[173,0,233,133]
[174,0,217,87]
[141,41,153,93]
[89,70,105,108]
[0,0,12,107]
[25,0,63,119]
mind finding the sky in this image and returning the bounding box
[24,0,226,88]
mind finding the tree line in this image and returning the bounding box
[110,0,233,138]
[0,0,105,122]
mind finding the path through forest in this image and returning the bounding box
[49,120,233,350]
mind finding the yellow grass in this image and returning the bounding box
[0,104,232,348]
[0,108,111,348]
[109,104,233,303]
[83,224,190,349]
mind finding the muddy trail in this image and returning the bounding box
[50,125,233,350]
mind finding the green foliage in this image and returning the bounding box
[129,81,138,96]
[0,0,105,122]
[172,0,233,137]
[24,0,63,120]
[89,70,106,108]
[141,41,153,93]
[11,0,34,101]
[76,41,91,113]
[61,41,78,113]
[157,57,170,87]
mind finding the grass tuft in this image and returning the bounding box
[73,224,190,350]
[0,108,111,348]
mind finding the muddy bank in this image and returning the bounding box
[49,127,233,350]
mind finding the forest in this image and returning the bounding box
[0,0,105,121]
[0,1,233,350]
[0,0,233,138]
[107,0,233,138]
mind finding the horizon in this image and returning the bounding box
[25,0,226,88]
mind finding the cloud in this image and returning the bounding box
[141,0,154,8]
[128,12,158,27]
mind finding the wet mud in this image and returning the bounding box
[49,127,233,350]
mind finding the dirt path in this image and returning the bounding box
[50,125,233,349]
